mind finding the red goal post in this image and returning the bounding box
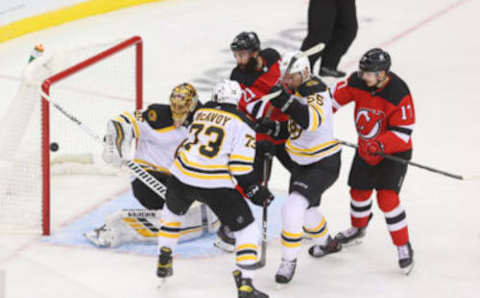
[0,36,143,235]
[41,36,143,235]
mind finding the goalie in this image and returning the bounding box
[84,83,222,248]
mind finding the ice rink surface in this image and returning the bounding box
[0,0,479,297]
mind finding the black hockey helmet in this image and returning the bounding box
[230,31,260,52]
[359,48,391,72]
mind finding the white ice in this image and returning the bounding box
[0,0,479,297]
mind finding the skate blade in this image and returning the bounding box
[341,239,363,247]
[213,240,235,253]
[157,278,167,288]
[402,262,415,276]
[275,283,287,290]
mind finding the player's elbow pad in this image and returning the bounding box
[285,100,309,129]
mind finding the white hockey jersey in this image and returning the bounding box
[285,77,341,165]
[171,102,256,189]
[116,104,187,174]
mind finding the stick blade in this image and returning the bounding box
[303,42,325,57]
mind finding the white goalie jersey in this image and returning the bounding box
[114,104,188,174]
[285,77,341,165]
[171,102,256,189]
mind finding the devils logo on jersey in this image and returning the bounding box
[355,108,385,140]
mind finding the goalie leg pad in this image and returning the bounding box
[84,209,162,248]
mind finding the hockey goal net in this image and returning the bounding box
[0,36,143,235]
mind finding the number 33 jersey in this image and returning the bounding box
[171,101,256,189]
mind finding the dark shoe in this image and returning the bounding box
[334,227,367,245]
[397,242,414,275]
[214,224,236,252]
[308,236,342,257]
[157,247,173,278]
[320,67,346,78]
[233,270,269,298]
[275,258,297,284]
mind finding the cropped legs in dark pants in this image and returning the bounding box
[301,0,358,72]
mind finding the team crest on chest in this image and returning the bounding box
[355,108,385,140]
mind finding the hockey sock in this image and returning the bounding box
[233,221,260,279]
[281,192,309,261]
[304,207,329,246]
[157,206,184,253]
[350,188,373,228]
[377,189,409,246]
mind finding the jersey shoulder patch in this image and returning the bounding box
[378,72,411,106]
[298,76,328,96]
[142,104,174,129]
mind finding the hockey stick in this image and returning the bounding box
[284,42,325,77]
[237,152,272,271]
[40,90,168,198]
[339,140,469,180]
[258,151,273,268]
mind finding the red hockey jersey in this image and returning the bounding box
[230,48,288,144]
[333,72,415,165]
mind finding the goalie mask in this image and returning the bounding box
[169,83,198,127]
[212,79,242,106]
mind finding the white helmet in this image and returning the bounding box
[280,51,311,78]
[212,79,242,105]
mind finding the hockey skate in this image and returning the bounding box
[334,227,367,246]
[157,247,173,282]
[83,224,115,248]
[275,258,297,284]
[233,270,269,298]
[308,236,342,258]
[397,242,414,275]
[214,224,236,253]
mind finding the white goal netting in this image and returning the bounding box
[0,37,142,234]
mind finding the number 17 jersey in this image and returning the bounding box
[170,101,256,189]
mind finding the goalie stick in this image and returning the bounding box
[40,90,167,199]
[338,140,476,180]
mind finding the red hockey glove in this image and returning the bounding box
[359,140,384,156]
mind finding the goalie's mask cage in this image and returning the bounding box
[0,36,143,235]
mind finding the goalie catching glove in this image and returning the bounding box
[102,119,134,168]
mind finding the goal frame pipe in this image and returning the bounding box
[40,36,143,235]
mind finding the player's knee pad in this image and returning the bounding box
[377,189,400,213]
[282,192,309,232]
[233,220,259,249]
[282,192,309,222]
[350,188,373,202]
[161,205,184,225]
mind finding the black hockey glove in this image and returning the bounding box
[269,86,294,112]
[254,118,289,140]
[245,184,274,207]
